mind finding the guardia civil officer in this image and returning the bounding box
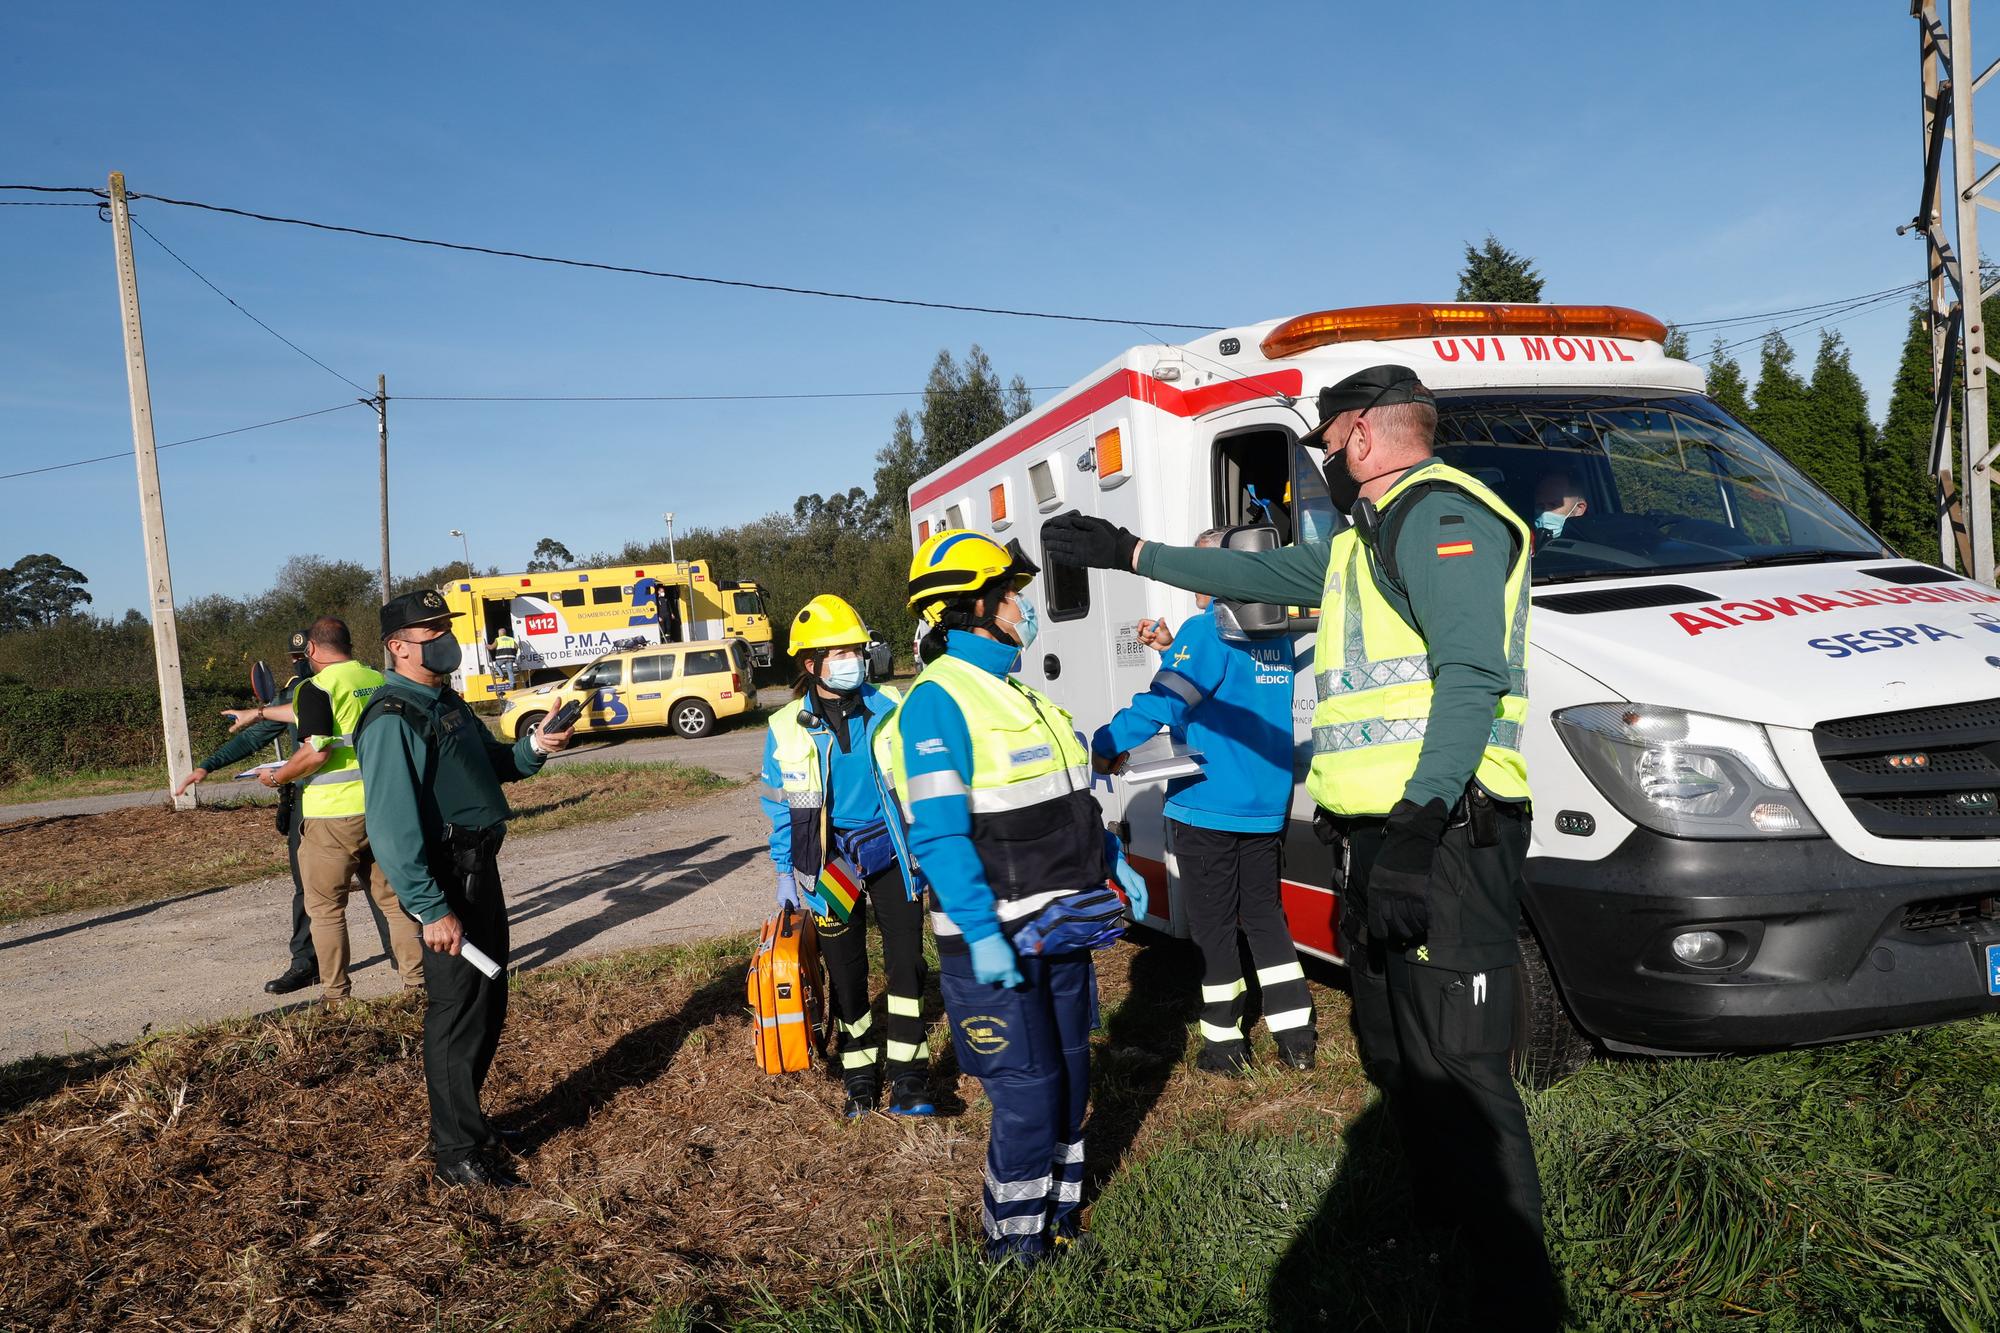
[760,594,933,1118]
[177,629,329,994]
[1091,529,1315,1076]
[874,531,1149,1264]
[355,589,575,1188]
[254,617,426,1001]
[1043,366,1557,1321]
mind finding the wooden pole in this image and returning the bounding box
[377,373,390,602]
[108,172,197,811]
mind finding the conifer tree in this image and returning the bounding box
[1804,331,1873,515]
[1705,340,1753,421]
[1873,305,1943,558]
[1455,235,1544,302]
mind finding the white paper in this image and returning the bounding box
[407,907,503,979]
[1119,750,1206,784]
[232,760,287,781]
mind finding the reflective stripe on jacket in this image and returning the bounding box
[300,659,384,819]
[1306,462,1531,815]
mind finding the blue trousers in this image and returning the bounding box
[939,947,1096,1257]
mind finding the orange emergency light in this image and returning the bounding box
[1259,303,1668,359]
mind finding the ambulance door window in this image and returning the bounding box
[1046,557,1090,622]
[592,585,622,605]
[1212,427,1297,543]
[559,589,585,608]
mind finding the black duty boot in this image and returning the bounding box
[1275,1032,1317,1071]
[264,963,317,995]
[886,1074,936,1117]
[434,1157,521,1189]
[1196,1041,1251,1076]
[842,1073,879,1118]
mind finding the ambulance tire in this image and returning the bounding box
[1511,920,1595,1089]
[672,699,715,738]
[515,712,546,743]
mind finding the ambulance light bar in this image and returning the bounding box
[1259,303,1668,359]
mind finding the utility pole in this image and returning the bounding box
[1910,1,1997,582]
[108,171,198,811]
[375,373,390,602]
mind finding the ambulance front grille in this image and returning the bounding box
[1813,697,2000,840]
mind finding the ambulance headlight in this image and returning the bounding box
[1554,704,1821,839]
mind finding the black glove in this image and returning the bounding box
[1365,797,1450,943]
[1040,510,1139,571]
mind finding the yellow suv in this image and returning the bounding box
[496,637,756,741]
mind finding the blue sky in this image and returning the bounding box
[2,1,1937,615]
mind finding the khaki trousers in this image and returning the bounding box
[298,814,425,999]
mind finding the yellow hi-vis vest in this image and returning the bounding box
[769,684,902,881]
[873,652,1106,923]
[494,634,517,654]
[1306,462,1531,817]
[299,658,384,819]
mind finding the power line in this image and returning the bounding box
[1687,286,1917,362]
[1671,281,1925,333]
[0,402,366,482]
[0,184,1217,331]
[396,387,1062,403]
[128,215,370,394]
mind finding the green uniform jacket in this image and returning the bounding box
[356,671,549,925]
[196,674,301,771]
[1136,458,1518,810]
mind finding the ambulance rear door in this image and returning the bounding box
[1195,401,1345,963]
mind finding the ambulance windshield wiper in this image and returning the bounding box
[1728,547,1883,569]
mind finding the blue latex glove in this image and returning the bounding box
[1112,846,1149,923]
[968,933,1024,988]
[776,871,799,910]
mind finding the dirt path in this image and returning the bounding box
[0,728,782,1065]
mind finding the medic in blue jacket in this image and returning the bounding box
[1093,529,1316,1074]
[875,529,1148,1265]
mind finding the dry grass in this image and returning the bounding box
[0,762,732,925]
[0,934,1360,1330]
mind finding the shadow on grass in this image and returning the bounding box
[1083,932,1203,1199]
[0,1047,131,1118]
[500,960,745,1154]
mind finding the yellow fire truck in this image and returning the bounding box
[439,561,773,697]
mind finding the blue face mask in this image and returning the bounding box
[1536,510,1568,540]
[1008,594,1040,651]
[822,656,866,693]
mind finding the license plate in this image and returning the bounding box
[1987,943,2000,997]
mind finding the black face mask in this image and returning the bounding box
[1321,447,1361,516]
[419,634,463,675]
[294,656,315,677]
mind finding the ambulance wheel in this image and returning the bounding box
[1511,919,1594,1089]
[672,699,715,738]
[515,712,546,742]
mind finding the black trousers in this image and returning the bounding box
[282,801,394,972]
[421,852,510,1165]
[1169,820,1314,1055]
[816,866,928,1082]
[1341,805,1558,1326]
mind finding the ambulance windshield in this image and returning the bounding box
[1430,391,1887,584]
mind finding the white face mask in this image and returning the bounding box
[822,657,865,692]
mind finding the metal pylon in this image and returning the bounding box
[1911,1,1998,582]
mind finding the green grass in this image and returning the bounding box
[0,763,171,806]
[733,1019,2000,1333]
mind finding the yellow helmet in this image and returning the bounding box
[789,593,871,655]
[907,529,1038,626]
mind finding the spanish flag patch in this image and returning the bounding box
[1435,540,1476,559]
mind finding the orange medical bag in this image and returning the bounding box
[747,905,827,1074]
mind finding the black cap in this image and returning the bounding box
[287,629,310,656]
[379,588,461,637]
[1301,364,1437,447]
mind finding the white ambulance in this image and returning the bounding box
[907,302,2000,1079]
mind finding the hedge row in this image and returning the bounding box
[0,682,252,782]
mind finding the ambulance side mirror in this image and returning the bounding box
[1213,524,1287,640]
